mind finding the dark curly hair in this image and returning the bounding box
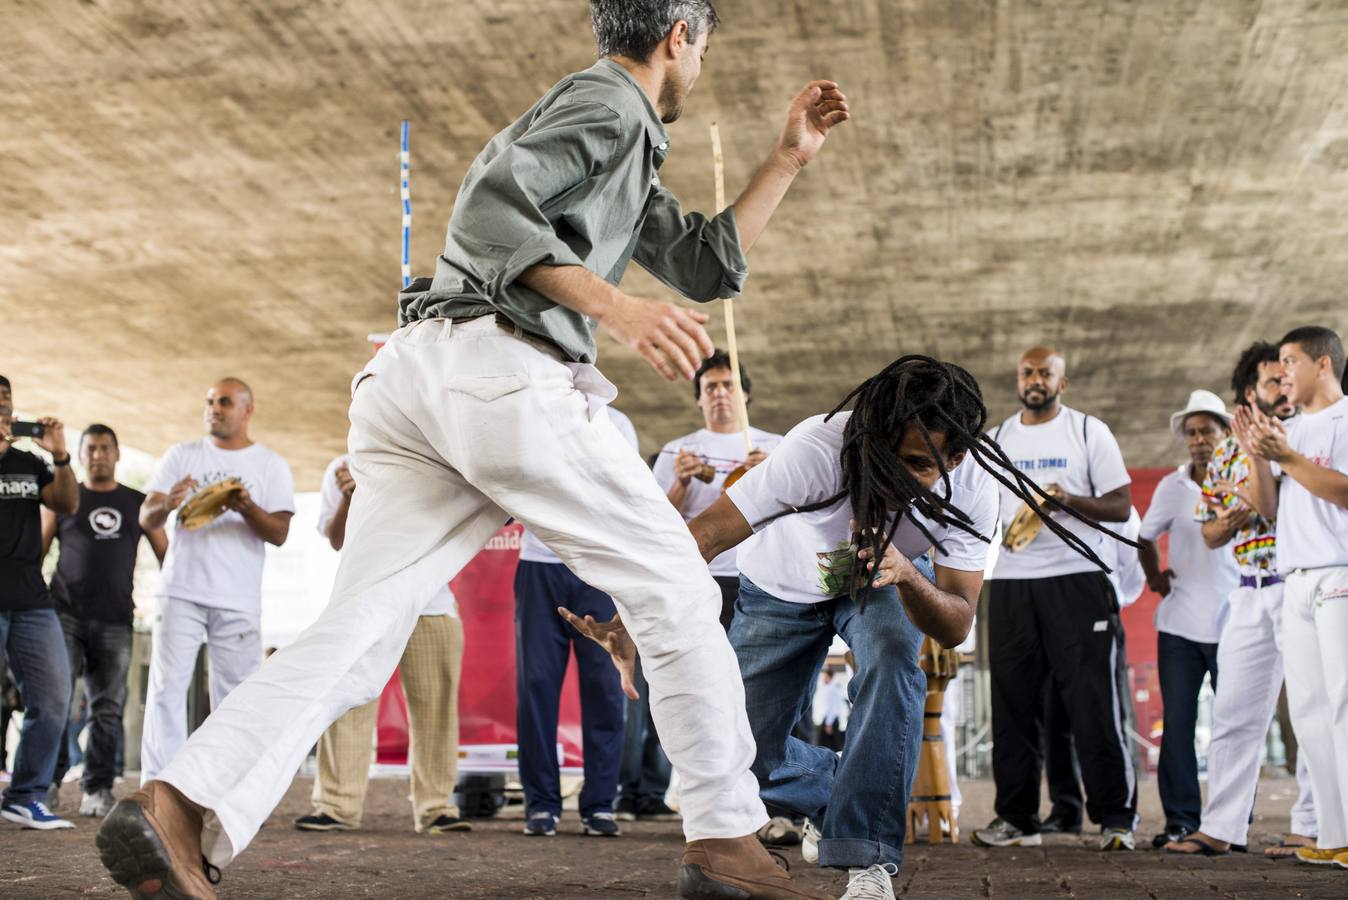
[1229,342,1280,409]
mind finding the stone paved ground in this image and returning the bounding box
[3,775,1341,898]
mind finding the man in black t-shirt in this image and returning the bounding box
[42,424,167,817]
[0,374,80,831]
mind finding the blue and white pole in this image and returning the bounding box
[400,119,412,289]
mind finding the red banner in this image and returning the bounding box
[375,524,586,771]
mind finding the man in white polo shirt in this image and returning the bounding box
[653,351,783,630]
[138,378,294,782]
[1239,325,1348,869]
[1136,390,1239,848]
[294,453,468,835]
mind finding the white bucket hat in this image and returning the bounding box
[1170,389,1232,439]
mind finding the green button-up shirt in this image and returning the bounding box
[397,59,749,364]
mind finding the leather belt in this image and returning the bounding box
[450,311,567,359]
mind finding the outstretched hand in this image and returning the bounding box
[557,608,639,700]
[777,80,850,170]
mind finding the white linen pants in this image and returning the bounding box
[1199,582,1316,844]
[159,316,766,865]
[141,598,262,783]
[1283,566,1348,849]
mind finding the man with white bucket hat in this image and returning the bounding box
[1137,389,1239,848]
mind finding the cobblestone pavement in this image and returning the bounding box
[3,775,1341,897]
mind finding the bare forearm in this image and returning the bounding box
[690,496,754,564]
[1201,518,1234,549]
[47,466,79,515]
[519,264,622,319]
[665,481,691,513]
[141,496,172,531]
[1064,490,1130,522]
[242,508,291,546]
[730,149,803,253]
[1280,453,1348,510]
[1245,457,1279,519]
[328,495,352,551]
[1137,539,1164,581]
[896,573,974,649]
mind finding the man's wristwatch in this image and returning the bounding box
[52,453,71,467]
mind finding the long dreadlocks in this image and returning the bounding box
[762,355,1137,609]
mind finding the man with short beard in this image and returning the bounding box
[97,3,849,898]
[973,347,1139,851]
[42,425,168,818]
[1165,342,1316,858]
[135,379,294,785]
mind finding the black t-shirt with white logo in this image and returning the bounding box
[0,447,56,611]
[51,484,146,626]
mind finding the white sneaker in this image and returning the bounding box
[971,818,1042,848]
[801,819,821,864]
[840,864,898,900]
[79,789,116,818]
[1099,827,1135,851]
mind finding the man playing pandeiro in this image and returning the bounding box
[566,356,1126,899]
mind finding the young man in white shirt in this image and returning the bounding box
[1136,391,1239,847]
[1165,342,1316,859]
[137,378,295,782]
[1239,325,1348,869]
[294,454,469,835]
[514,408,638,839]
[567,356,1125,899]
[653,352,783,630]
[975,347,1139,852]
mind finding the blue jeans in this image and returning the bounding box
[54,615,134,793]
[1156,630,1218,831]
[514,561,626,818]
[0,609,72,805]
[730,568,928,870]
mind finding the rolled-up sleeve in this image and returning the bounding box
[448,98,626,299]
[632,188,749,301]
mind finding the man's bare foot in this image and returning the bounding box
[1164,831,1231,856]
[1265,833,1316,858]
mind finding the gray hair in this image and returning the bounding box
[590,0,719,62]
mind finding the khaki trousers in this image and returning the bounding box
[311,614,464,831]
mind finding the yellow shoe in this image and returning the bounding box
[1334,850,1348,870]
[1295,846,1348,865]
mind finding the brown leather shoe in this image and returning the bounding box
[680,834,834,899]
[95,781,220,899]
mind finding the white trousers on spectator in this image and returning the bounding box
[1283,566,1348,849]
[941,675,962,818]
[141,598,262,783]
[159,316,766,865]
[1201,582,1316,845]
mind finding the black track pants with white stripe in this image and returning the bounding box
[988,572,1138,833]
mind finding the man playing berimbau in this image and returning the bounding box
[96,3,850,899]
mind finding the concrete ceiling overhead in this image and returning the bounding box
[4,0,1347,488]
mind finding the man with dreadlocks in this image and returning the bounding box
[566,355,1124,899]
[973,347,1139,852]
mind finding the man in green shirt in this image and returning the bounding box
[98,3,849,899]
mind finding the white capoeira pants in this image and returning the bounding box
[1200,582,1316,845]
[158,316,767,865]
[141,598,262,783]
[1283,566,1348,849]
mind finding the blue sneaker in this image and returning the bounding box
[523,811,558,836]
[2,799,76,830]
[581,812,621,837]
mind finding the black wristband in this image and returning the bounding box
[52,453,71,467]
